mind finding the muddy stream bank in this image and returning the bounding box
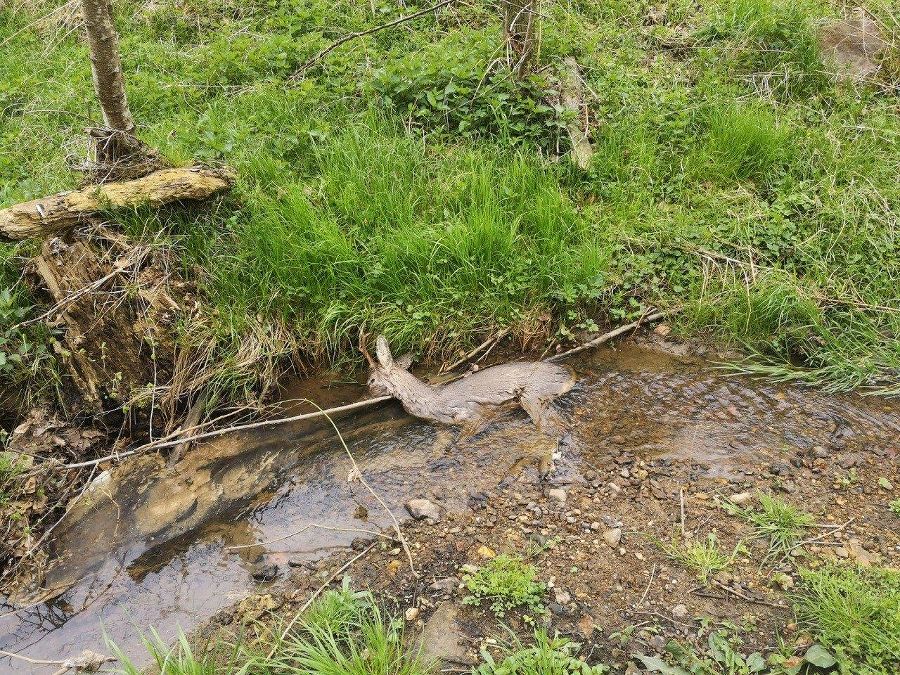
[1,341,898,671]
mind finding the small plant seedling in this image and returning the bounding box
[462,554,546,621]
[723,493,813,561]
[890,499,900,517]
[662,533,738,584]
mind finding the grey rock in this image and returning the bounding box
[251,563,279,583]
[417,602,477,666]
[405,498,442,521]
[548,488,567,503]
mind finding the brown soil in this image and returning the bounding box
[192,343,899,670]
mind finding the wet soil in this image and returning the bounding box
[1,336,898,671]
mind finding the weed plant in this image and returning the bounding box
[462,554,547,621]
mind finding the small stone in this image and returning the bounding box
[554,589,572,605]
[476,545,496,559]
[251,563,279,583]
[729,491,753,506]
[603,528,622,547]
[608,482,621,494]
[672,604,688,618]
[835,546,849,558]
[429,577,458,594]
[405,498,442,521]
[619,468,631,479]
[548,488,568,503]
[405,607,420,622]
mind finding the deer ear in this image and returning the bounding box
[375,335,393,368]
[395,353,413,370]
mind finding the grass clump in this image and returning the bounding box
[795,564,900,674]
[476,629,607,674]
[113,583,432,674]
[252,584,431,675]
[662,533,736,584]
[462,555,547,621]
[724,493,813,560]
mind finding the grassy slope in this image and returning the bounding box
[0,0,898,395]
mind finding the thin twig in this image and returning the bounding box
[266,542,377,659]
[307,400,417,578]
[789,518,855,551]
[57,395,392,470]
[441,328,510,373]
[711,580,784,608]
[679,487,686,538]
[291,0,456,77]
[546,310,669,362]
[638,563,657,605]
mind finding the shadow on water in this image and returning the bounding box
[1,344,897,669]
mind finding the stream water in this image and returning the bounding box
[1,343,897,671]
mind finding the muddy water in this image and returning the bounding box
[1,344,897,671]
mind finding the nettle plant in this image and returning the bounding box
[371,31,572,152]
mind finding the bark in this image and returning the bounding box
[0,166,234,241]
[81,0,133,135]
[503,0,540,76]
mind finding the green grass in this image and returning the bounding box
[462,554,547,621]
[795,565,900,675]
[476,629,607,674]
[890,499,900,517]
[661,533,737,584]
[724,493,813,560]
[112,583,432,674]
[0,0,898,398]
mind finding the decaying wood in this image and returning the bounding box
[0,166,234,241]
[560,57,594,170]
[28,228,185,418]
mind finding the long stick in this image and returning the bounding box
[291,0,456,77]
[60,395,391,470]
[545,310,668,362]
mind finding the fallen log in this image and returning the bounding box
[0,166,234,241]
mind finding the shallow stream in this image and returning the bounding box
[1,343,897,671]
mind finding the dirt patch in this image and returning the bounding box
[187,344,899,671]
[820,8,890,82]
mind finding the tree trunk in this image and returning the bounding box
[80,0,140,163]
[503,0,540,76]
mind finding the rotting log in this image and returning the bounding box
[0,166,234,241]
[28,228,186,419]
[560,57,593,170]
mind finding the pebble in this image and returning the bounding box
[554,589,572,605]
[603,528,622,547]
[672,604,688,618]
[405,498,442,521]
[548,488,568,503]
[405,607,420,622]
[429,577,458,594]
[251,563,279,583]
[729,491,753,505]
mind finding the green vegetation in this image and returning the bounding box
[476,629,607,674]
[795,564,900,674]
[637,629,766,674]
[0,0,898,399]
[724,493,813,560]
[0,451,26,503]
[462,554,546,620]
[662,533,737,584]
[113,584,433,674]
[889,499,900,517]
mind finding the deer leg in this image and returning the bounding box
[514,393,558,479]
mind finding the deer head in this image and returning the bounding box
[360,333,413,397]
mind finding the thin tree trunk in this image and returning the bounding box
[503,0,540,76]
[80,0,141,164]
